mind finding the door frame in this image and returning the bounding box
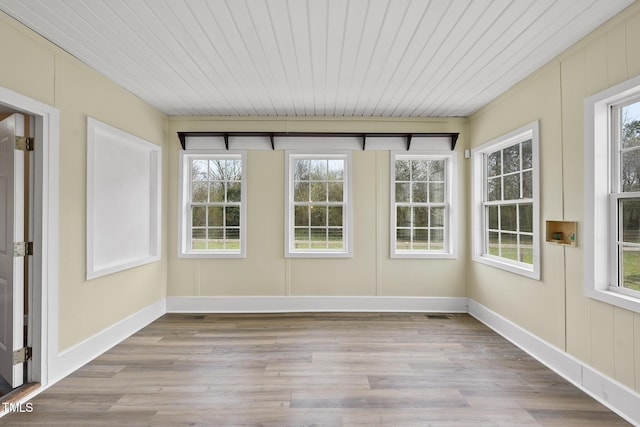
[0,86,59,392]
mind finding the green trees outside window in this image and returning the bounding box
[190,158,242,251]
[484,140,534,265]
[394,158,447,252]
[616,101,640,292]
[292,158,345,250]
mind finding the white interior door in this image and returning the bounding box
[0,113,25,388]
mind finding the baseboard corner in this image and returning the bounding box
[49,298,166,384]
[468,298,640,426]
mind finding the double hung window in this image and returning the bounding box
[472,122,540,279]
[285,152,352,257]
[585,75,640,313]
[609,97,640,298]
[179,152,246,258]
[391,153,455,258]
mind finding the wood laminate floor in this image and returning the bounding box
[0,313,631,426]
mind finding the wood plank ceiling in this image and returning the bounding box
[0,0,634,117]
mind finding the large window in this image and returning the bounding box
[178,152,246,258]
[390,153,456,258]
[611,97,640,298]
[472,121,540,279]
[586,75,640,313]
[285,152,352,257]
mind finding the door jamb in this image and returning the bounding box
[0,86,59,392]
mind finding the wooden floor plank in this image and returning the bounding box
[0,313,631,426]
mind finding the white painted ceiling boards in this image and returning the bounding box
[0,0,634,117]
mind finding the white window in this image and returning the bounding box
[285,152,352,257]
[390,152,456,258]
[178,152,246,258]
[586,75,640,313]
[471,121,540,279]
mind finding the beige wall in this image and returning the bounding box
[168,117,468,298]
[468,1,640,392]
[0,13,168,351]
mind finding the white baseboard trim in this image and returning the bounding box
[49,298,166,384]
[468,299,640,426]
[166,296,468,313]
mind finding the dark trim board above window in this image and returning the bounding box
[177,131,459,152]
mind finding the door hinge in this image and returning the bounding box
[15,136,34,151]
[13,347,32,365]
[14,241,33,257]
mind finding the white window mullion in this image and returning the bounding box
[612,105,622,194]
[500,150,505,201]
[498,208,503,259]
[516,202,521,262]
[205,206,210,248]
[610,194,619,288]
[497,204,502,258]
[519,142,523,200]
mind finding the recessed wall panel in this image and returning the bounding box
[86,117,161,280]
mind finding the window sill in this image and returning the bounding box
[391,252,456,259]
[179,251,245,259]
[472,254,540,280]
[585,288,640,314]
[285,251,352,259]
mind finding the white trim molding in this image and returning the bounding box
[166,296,468,313]
[49,299,165,384]
[468,299,640,426]
[0,85,60,395]
[86,117,162,279]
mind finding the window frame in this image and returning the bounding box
[284,151,353,258]
[585,74,640,313]
[390,151,456,259]
[471,121,541,280]
[178,150,247,258]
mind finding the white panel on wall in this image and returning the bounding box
[86,117,161,280]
